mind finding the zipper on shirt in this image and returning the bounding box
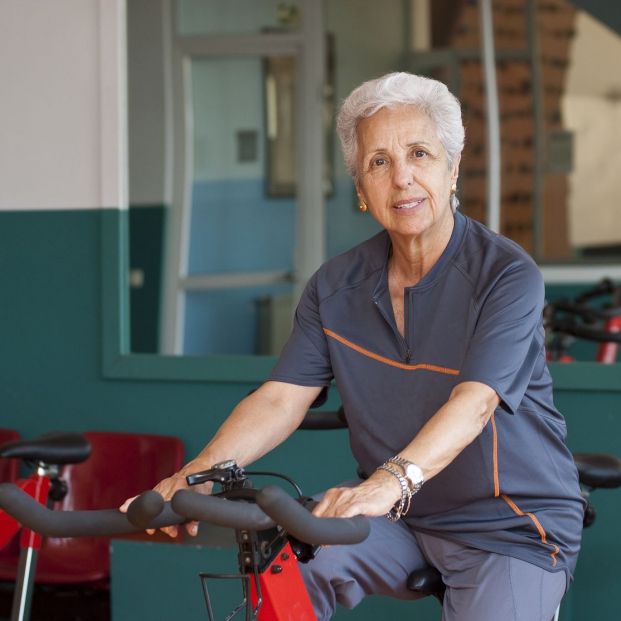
[404,290,412,363]
[373,299,412,364]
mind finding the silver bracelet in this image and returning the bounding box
[387,456,425,494]
[377,463,412,521]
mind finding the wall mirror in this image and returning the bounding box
[106,0,621,382]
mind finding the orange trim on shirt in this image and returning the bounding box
[322,328,460,375]
[491,416,560,567]
[490,414,500,497]
[501,494,560,567]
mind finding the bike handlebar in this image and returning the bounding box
[170,489,277,531]
[547,319,621,343]
[256,485,369,545]
[546,300,621,322]
[142,487,369,545]
[0,483,370,546]
[0,483,184,537]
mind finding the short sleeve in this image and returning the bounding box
[268,274,334,387]
[458,260,545,414]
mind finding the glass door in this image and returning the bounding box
[181,54,298,355]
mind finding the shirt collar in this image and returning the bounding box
[372,210,467,304]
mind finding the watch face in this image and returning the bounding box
[405,464,424,485]
[212,459,237,470]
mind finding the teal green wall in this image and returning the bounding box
[129,205,166,353]
[1,209,620,620]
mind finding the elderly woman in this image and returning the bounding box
[125,73,584,620]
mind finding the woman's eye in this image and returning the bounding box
[413,149,427,158]
[371,157,387,168]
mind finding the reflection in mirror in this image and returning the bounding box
[426,0,621,262]
[127,0,621,360]
[128,0,303,356]
[182,54,297,356]
[127,0,405,356]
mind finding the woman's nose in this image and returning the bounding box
[392,159,414,188]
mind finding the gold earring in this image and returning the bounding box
[451,183,457,193]
[359,200,368,213]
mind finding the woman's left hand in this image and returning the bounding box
[312,469,402,518]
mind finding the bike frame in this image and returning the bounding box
[187,464,319,621]
[545,280,621,364]
[247,541,316,621]
[0,465,55,621]
[596,315,621,363]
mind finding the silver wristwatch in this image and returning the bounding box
[388,456,425,493]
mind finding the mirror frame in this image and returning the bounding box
[102,209,621,388]
[101,209,276,382]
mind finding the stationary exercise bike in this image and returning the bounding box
[1,416,619,620]
[0,457,370,621]
[545,278,621,363]
[0,432,91,621]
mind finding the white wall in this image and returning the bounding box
[0,0,125,210]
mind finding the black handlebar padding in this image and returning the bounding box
[0,484,185,536]
[126,490,182,530]
[551,321,621,343]
[0,483,137,536]
[256,485,370,545]
[548,301,621,322]
[171,489,276,531]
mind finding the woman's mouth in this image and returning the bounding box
[393,198,425,210]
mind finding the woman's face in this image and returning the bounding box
[356,105,460,242]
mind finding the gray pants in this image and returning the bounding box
[299,515,566,621]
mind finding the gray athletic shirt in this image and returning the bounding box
[269,211,584,582]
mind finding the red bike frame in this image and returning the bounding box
[0,468,54,621]
[248,541,316,621]
[596,315,621,363]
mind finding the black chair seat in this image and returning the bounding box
[0,432,91,465]
[299,407,348,430]
[574,453,621,490]
[407,566,445,602]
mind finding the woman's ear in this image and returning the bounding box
[355,183,365,204]
[356,184,369,213]
[451,154,462,184]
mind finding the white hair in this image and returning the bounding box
[336,72,465,211]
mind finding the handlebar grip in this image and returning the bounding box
[171,489,276,531]
[0,484,185,536]
[256,485,370,545]
[0,483,134,536]
[552,321,621,343]
[547,301,621,322]
[126,490,185,531]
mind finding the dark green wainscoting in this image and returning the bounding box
[0,209,619,620]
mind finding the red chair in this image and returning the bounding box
[0,430,20,484]
[0,431,184,584]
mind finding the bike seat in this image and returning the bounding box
[574,453,621,490]
[407,566,445,602]
[0,432,91,465]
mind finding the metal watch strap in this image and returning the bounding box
[388,456,424,493]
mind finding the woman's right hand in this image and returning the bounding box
[119,466,213,538]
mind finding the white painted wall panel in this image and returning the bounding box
[0,0,125,210]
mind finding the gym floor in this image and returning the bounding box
[0,584,109,621]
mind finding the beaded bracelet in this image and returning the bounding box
[377,463,412,521]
